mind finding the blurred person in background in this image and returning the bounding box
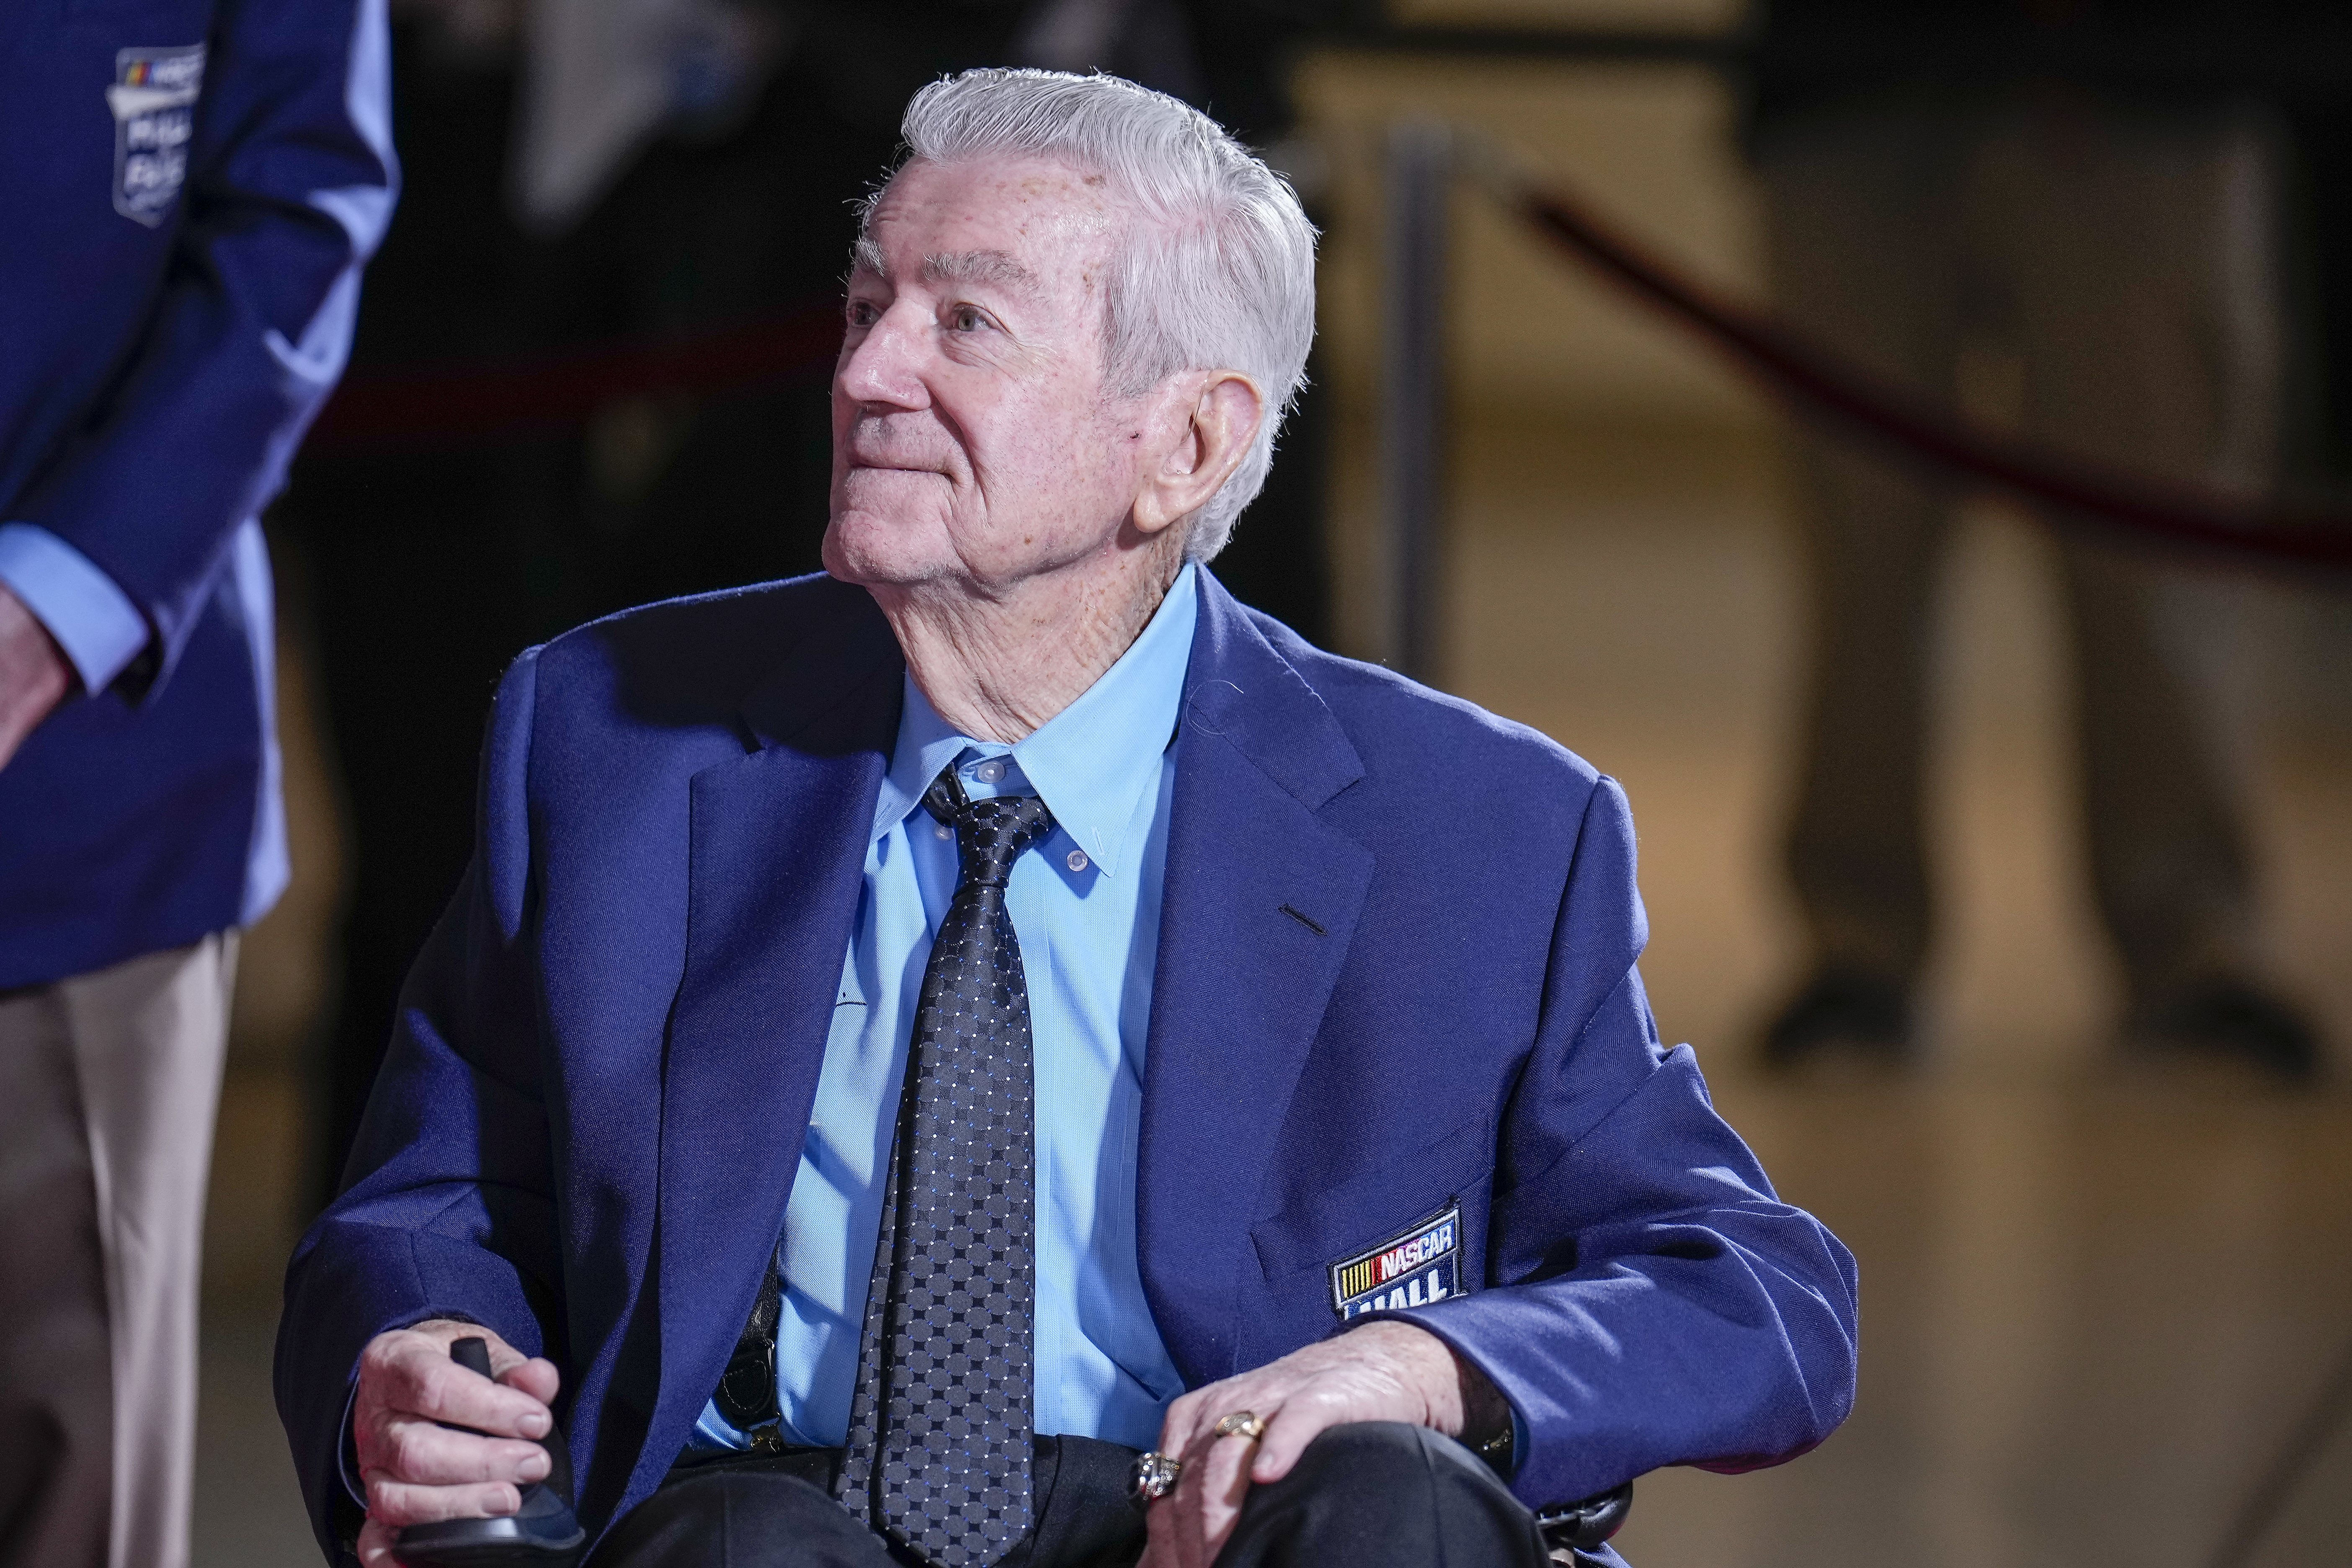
[0,0,395,1564]
[1749,0,2346,1078]
[289,0,1355,1206]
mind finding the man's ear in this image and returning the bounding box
[1132,371,1265,538]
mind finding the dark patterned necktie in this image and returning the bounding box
[836,766,1054,1565]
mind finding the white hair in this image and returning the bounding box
[862,69,1318,562]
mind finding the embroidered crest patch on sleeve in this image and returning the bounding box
[1330,1206,1461,1320]
[108,46,205,227]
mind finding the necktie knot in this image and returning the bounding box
[923,768,1055,889]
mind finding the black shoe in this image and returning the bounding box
[1760,968,1912,1068]
[2125,978,2321,1082]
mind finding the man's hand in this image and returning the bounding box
[1140,1320,1486,1568]
[351,1319,561,1568]
[0,584,70,771]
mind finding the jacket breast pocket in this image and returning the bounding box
[1240,1114,1496,1362]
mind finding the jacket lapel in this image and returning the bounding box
[637,584,903,1497]
[1138,575,1372,1383]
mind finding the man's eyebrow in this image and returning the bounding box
[846,242,1043,303]
[920,250,1042,297]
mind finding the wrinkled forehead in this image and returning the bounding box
[857,154,1130,289]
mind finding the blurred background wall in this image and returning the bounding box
[198,0,2352,1562]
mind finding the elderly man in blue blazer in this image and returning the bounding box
[0,2,392,1565]
[277,69,1856,1568]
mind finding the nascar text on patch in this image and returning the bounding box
[1331,1208,1460,1319]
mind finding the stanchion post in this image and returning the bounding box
[1380,118,1452,683]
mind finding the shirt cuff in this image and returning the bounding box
[0,524,150,694]
[340,1381,366,1506]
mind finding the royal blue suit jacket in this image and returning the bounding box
[276,570,1858,1560]
[0,0,393,987]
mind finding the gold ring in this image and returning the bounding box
[1213,1411,1266,1442]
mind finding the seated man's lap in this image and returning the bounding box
[596,1463,899,1568]
[594,1425,1545,1568]
[1220,1423,1548,1568]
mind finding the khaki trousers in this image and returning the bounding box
[1758,91,2276,1002]
[0,935,237,1568]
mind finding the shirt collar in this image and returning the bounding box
[874,563,1198,879]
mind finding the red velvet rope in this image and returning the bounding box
[1507,183,2352,573]
[304,302,843,455]
[303,182,2352,575]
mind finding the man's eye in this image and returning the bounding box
[846,300,880,327]
[951,306,988,332]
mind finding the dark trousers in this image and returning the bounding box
[595,1423,1550,1568]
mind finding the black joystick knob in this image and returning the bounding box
[1536,1480,1633,1562]
[392,1336,587,1567]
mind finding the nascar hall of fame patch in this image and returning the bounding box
[108,45,205,227]
[1329,1205,1462,1321]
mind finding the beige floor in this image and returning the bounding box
[192,408,2352,1567]
[1426,418,2352,1568]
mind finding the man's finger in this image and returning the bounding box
[354,1517,404,1568]
[364,1476,521,1527]
[1157,1385,1211,1467]
[382,1340,552,1438]
[1195,1436,1253,1566]
[1163,1372,1278,1464]
[0,589,70,772]
[1173,1411,1256,1568]
[1139,1491,1179,1568]
[1248,1395,1329,1485]
[472,1334,557,1399]
[500,1355,562,1406]
[369,1416,550,1488]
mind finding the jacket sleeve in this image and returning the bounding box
[273,649,561,1560]
[1377,777,1860,1510]
[13,0,395,694]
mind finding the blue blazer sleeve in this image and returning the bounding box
[1378,779,1860,1509]
[274,649,562,1558]
[15,0,395,692]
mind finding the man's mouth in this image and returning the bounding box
[847,455,948,476]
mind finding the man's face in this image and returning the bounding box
[824,155,1155,593]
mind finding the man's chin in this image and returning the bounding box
[821,510,954,589]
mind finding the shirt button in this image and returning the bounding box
[935,822,952,840]
[1066,849,1089,873]
[974,760,1005,783]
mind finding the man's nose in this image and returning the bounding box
[836,303,931,410]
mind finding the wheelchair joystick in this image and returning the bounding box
[1536,1480,1632,1564]
[392,1337,587,1567]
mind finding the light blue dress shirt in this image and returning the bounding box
[693,564,1199,1455]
